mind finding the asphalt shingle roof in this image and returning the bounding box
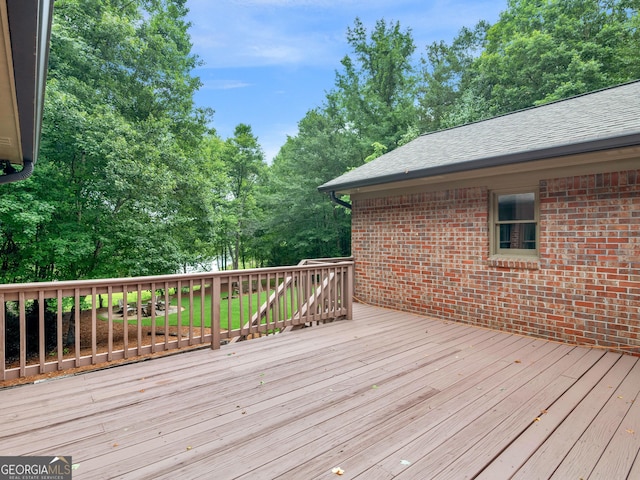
[319,81,640,193]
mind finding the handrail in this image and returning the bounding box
[298,256,354,265]
[0,259,354,382]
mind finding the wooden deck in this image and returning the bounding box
[1,303,639,479]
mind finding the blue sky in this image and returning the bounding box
[185,0,507,161]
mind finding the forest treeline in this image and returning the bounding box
[1,0,639,283]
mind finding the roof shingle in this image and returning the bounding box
[319,81,640,192]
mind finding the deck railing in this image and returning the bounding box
[0,258,353,381]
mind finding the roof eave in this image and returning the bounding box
[318,131,640,194]
[12,0,54,164]
[0,0,53,184]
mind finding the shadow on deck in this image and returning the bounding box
[1,303,638,479]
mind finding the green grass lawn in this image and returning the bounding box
[104,290,299,331]
[167,291,271,331]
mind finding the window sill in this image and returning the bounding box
[488,255,540,270]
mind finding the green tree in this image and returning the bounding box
[478,0,640,114]
[333,18,419,155]
[0,0,214,282]
[0,183,56,283]
[260,18,420,265]
[260,109,357,265]
[420,0,640,128]
[221,124,266,270]
[418,23,490,131]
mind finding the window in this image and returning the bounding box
[490,190,539,256]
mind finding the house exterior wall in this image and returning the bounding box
[351,169,640,353]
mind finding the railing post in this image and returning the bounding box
[74,289,81,366]
[0,293,5,381]
[57,290,64,369]
[212,276,221,350]
[38,291,45,373]
[91,287,97,364]
[200,278,206,341]
[19,292,26,378]
[346,263,354,320]
[176,281,182,348]
[122,286,129,359]
[107,286,113,361]
[188,279,194,346]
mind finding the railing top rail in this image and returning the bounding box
[298,257,354,265]
[0,259,355,293]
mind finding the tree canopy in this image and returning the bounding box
[0,0,218,282]
[420,0,640,128]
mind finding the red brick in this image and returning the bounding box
[352,169,640,354]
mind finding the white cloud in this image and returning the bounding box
[202,80,252,90]
[186,0,354,69]
[186,0,505,70]
[246,43,306,65]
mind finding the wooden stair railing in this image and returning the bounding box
[293,270,336,322]
[229,273,295,343]
[231,259,346,342]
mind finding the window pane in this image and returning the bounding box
[499,223,536,249]
[498,193,535,221]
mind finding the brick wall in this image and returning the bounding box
[351,169,640,353]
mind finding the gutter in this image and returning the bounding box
[318,131,640,194]
[329,191,352,210]
[0,160,33,184]
[0,0,54,185]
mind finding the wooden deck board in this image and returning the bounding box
[474,348,616,479]
[271,337,540,480]
[549,354,640,479]
[227,334,532,479]
[76,349,442,478]
[511,353,638,480]
[588,360,640,479]
[1,303,637,480]
[39,313,462,476]
[1,312,419,437]
[78,321,490,478]
[357,342,585,479]
[429,347,604,480]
